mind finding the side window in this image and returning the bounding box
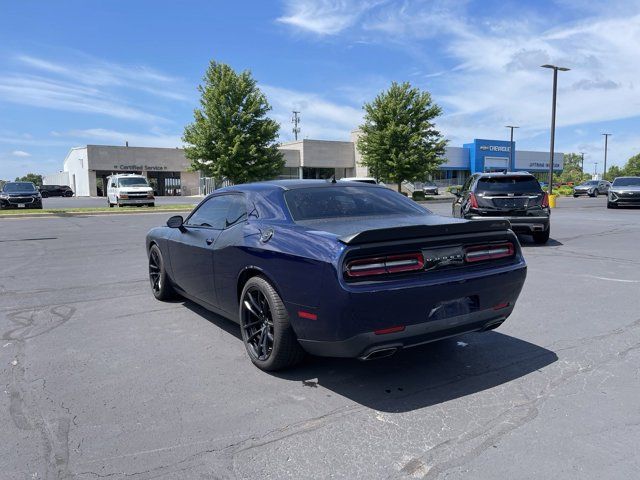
[224,195,247,228]
[462,176,474,192]
[186,194,246,229]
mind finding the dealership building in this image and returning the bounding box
[46,133,563,196]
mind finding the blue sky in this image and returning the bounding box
[1,0,640,180]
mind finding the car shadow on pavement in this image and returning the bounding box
[184,300,557,413]
[518,236,563,247]
[275,332,557,413]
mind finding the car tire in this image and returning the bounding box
[573,194,578,198]
[533,228,550,244]
[591,189,599,197]
[148,203,155,207]
[41,191,49,198]
[239,276,305,371]
[148,244,177,301]
[65,191,73,197]
[607,202,616,209]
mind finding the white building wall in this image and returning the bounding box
[42,171,70,186]
[515,150,564,171]
[63,147,90,196]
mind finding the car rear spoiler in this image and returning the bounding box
[338,219,512,245]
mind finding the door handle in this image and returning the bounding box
[205,238,214,245]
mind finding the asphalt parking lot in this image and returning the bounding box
[1,196,639,479]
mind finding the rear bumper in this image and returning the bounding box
[469,215,549,233]
[298,307,510,358]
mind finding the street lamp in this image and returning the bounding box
[579,152,585,173]
[541,64,570,195]
[505,125,519,171]
[594,162,598,177]
[602,133,611,180]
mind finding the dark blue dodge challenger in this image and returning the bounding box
[146,180,527,371]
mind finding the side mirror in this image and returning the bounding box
[167,215,184,229]
[450,187,460,196]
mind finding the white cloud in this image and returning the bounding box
[261,85,363,141]
[11,150,31,157]
[61,128,183,148]
[277,0,380,35]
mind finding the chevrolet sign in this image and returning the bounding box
[479,145,511,152]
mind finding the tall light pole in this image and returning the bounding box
[541,64,570,195]
[580,152,585,173]
[594,162,598,177]
[505,125,519,171]
[602,133,611,180]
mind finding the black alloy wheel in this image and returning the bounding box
[148,244,176,300]
[41,191,49,198]
[239,276,305,371]
[242,287,274,361]
[592,189,599,197]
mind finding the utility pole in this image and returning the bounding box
[541,64,570,195]
[602,133,611,180]
[594,162,598,177]
[580,152,585,173]
[505,125,519,170]
[291,111,301,141]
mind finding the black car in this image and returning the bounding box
[39,184,74,198]
[452,173,550,244]
[0,182,43,209]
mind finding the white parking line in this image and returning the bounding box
[582,274,640,283]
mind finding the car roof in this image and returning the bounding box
[221,179,382,193]
[476,172,535,178]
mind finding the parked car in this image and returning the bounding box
[607,177,640,208]
[422,181,439,195]
[0,182,43,209]
[338,177,378,184]
[39,184,74,198]
[146,180,527,371]
[106,174,155,207]
[451,172,550,244]
[573,180,610,197]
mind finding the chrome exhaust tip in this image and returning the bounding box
[358,347,399,361]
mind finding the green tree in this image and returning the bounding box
[15,173,43,186]
[357,81,447,192]
[183,61,283,184]
[606,165,624,180]
[0,179,7,190]
[623,153,640,176]
[558,153,589,184]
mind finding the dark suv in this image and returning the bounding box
[452,173,550,244]
[39,184,74,198]
[0,182,43,209]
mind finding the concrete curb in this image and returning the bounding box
[0,208,193,219]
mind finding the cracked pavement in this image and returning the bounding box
[1,196,638,479]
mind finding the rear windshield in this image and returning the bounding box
[118,177,149,187]
[612,177,640,187]
[284,186,426,221]
[476,176,542,193]
[3,182,36,192]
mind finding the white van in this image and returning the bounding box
[106,174,155,207]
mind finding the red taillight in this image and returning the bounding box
[346,252,424,278]
[298,310,317,320]
[541,192,549,208]
[465,243,515,263]
[469,193,479,209]
[374,325,405,335]
[492,301,510,310]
